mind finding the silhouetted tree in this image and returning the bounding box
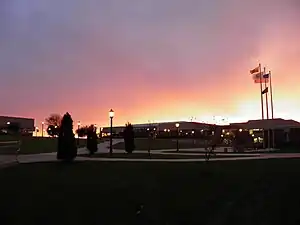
[87,125,98,155]
[47,125,59,137]
[76,126,89,138]
[57,112,77,161]
[45,114,62,127]
[123,123,135,153]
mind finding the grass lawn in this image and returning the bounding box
[113,138,223,150]
[81,152,256,159]
[1,159,300,225]
[0,136,102,155]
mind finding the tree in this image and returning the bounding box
[86,125,98,155]
[57,112,77,161]
[45,114,62,127]
[123,123,135,153]
[47,125,59,137]
[76,126,89,137]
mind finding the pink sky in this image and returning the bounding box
[0,0,299,127]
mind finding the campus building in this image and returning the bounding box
[101,121,215,137]
[0,116,35,135]
[101,118,300,148]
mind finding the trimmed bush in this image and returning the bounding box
[87,125,98,155]
[123,123,135,153]
[57,112,77,161]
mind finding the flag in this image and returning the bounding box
[252,72,269,83]
[262,87,268,94]
[263,73,269,79]
[252,72,263,79]
[254,78,269,83]
[250,66,260,74]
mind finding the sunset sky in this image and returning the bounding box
[0,0,300,127]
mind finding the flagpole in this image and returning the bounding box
[264,67,270,150]
[259,64,264,120]
[269,70,275,148]
[269,70,274,119]
[259,64,265,149]
[263,67,269,120]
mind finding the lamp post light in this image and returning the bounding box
[77,121,81,145]
[176,123,180,152]
[192,130,196,145]
[109,109,114,154]
[41,122,44,137]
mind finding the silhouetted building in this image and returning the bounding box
[0,116,35,135]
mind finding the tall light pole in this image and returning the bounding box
[77,121,81,145]
[176,123,180,152]
[109,109,114,154]
[41,122,44,137]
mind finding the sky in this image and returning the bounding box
[0,0,300,127]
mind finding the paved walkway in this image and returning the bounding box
[0,155,18,168]
[1,139,300,166]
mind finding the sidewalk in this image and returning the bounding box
[1,139,300,166]
[0,155,17,168]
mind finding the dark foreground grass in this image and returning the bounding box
[0,136,90,155]
[81,152,256,159]
[1,159,300,225]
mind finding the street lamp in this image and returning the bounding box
[109,109,114,154]
[77,121,81,145]
[41,122,44,137]
[176,123,180,152]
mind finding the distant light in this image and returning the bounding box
[153,128,156,131]
[6,122,10,125]
[221,134,224,137]
[192,130,195,134]
[252,134,255,137]
[147,128,150,131]
[164,129,167,132]
[175,123,180,128]
[239,129,243,132]
[167,129,170,132]
[54,126,57,128]
[42,122,44,125]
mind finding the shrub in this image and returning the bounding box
[76,126,88,138]
[7,123,20,135]
[123,123,135,153]
[86,125,98,155]
[47,125,59,137]
[57,112,77,161]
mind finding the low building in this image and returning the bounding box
[0,116,35,135]
[101,121,213,137]
[229,118,300,148]
[230,118,300,130]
